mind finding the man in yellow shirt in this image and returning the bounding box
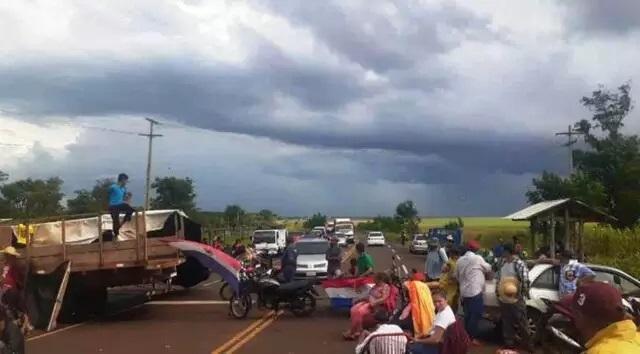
[571,282,640,354]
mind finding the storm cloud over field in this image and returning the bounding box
[1,1,640,216]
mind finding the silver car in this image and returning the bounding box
[294,238,329,280]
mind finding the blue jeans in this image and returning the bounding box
[406,342,439,354]
[462,293,484,340]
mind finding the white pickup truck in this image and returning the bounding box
[483,262,640,336]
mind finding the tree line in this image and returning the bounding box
[0,175,197,220]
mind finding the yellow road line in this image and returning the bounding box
[211,311,274,354]
[224,310,283,354]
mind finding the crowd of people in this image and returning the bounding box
[340,236,640,354]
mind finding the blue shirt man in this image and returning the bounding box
[108,183,127,206]
[560,260,596,296]
[425,238,448,281]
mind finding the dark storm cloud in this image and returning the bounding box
[566,0,640,35]
[252,0,493,73]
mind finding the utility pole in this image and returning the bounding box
[139,118,163,210]
[555,125,583,175]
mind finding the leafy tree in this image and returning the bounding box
[0,177,64,218]
[528,83,640,228]
[357,216,402,233]
[257,209,277,227]
[67,178,114,214]
[303,213,327,229]
[395,200,420,235]
[224,205,245,228]
[443,217,465,230]
[151,177,197,212]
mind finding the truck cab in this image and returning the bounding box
[252,229,287,256]
[333,218,354,243]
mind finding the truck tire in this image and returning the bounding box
[174,256,210,288]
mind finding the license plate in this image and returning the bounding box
[305,272,316,276]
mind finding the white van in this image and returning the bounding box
[252,229,287,255]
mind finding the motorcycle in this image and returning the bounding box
[219,252,273,301]
[537,298,583,354]
[229,267,318,319]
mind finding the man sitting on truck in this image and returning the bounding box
[108,173,135,237]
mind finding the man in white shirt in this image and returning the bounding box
[355,310,407,354]
[407,289,457,354]
[454,240,491,345]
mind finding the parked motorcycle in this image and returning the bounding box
[536,297,583,354]
[229,268,318,319]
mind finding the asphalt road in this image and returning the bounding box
[26,240,504,354]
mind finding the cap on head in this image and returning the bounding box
[117,173,129,182]
[466,240,481,252]
[571,282,625,323]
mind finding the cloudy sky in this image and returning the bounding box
[1,0,639,217]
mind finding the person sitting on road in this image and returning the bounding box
[427,246,461,313]
[570,282,640,354]
[424,238,448,282]
[395,277,436,338]
[343,272,391,340]
[355,242,374,277]
[279,237,298,283]
[406,289,458,354]
[355,309,407,354]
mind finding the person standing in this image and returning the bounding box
[570,282,640,353]
[454,240,491,346]
[425,237,448,282]
[493,238,505,259]
[494,244,532,351]
[428,246,461,313]
[280,237,298,283]
[355,242,374,277]
[538,249,595,297]
[325,237,342,278]
[108,173,135,237]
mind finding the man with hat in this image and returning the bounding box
[325,236,342,278]
[424,237,448,282]
[454,240,492,345]
[494,244,532,351]
[571,282,640,353]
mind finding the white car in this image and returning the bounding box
[366,231,386,246]
[483,262,640,336]
[334,232,347,247]
[294,238,329,280]
[409,234,428,254]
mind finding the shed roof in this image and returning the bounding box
[504,198,615,223]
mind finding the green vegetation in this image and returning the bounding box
[303,213,327,229]
[583,226,640,278]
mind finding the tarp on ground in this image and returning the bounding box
[167,240,242,293]
[10,210,190,246]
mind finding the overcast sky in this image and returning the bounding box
[1,1,640,217]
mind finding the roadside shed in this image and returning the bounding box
[504,198,616,260]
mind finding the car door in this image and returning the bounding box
[530,265,560,303]
[592,268,640,296]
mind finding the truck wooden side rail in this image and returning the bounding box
[0,209,202,329]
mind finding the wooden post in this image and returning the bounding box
[98,214,103,267]
[61,218,67,261]
[47,261,72,332]
[550,214,556,260]
[135,211,140,262]
[578,221,585,261]
[143,210,148,262]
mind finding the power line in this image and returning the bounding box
[555,125,584,175]
[140,117,163,210]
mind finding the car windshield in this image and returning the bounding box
[296,242,329,254]
[369,233,382,237]
[335,224,353,231]
[253,231,275,244]
[414,235,427,241]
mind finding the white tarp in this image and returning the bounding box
[12,209,187,246]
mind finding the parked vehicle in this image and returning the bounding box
[229,269,318,319]
[366,231,385,246]
[409,234,428,254]
[334,232,347,247]
[483,262,640,337]
[427,227,463,246]
[294,239,329,280]
[252,229,287,256]
[333,218,355,243]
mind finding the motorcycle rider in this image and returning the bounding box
[280,237,298,283]
[570,282,640,353]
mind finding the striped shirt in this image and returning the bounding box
[355,324,407,354]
